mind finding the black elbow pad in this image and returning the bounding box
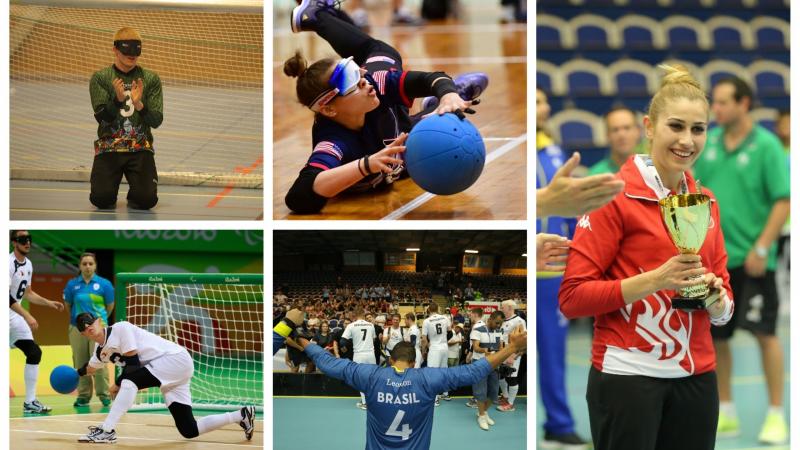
[285,166,328,214]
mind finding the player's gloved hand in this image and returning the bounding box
[284,309,304,328]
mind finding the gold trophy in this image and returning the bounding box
[658,191,718,310]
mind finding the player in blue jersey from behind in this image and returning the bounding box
[294,324,526,449]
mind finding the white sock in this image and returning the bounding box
[24,364,38,403]
[508,385,519,405]
[499,379,508,398]
[360,392,365,403]
[102,380,137,432]
[443,391,448,396]
[197,410,241,435]
[768,405,784,416]
[719,401,736,417]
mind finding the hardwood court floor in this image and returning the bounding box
[273,3,527,220]
[10,410,262,449]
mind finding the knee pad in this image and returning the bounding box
[127,191,158,210]
[506,376,519,387]
[168,402,199,439]
[15,340,41,365]
[90,193,117,209]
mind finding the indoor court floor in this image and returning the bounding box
[537,317,791,450]
[272,1,527,220]
[9,397,262,449]
[274,396,526,449]
[10,180,263,220]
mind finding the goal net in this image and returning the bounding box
[116,273,264,411]
[10,0,263,188]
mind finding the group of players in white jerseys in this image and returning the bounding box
[341,298,527,422]
[9,230,256,444]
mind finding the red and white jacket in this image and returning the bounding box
[559,155,733,378]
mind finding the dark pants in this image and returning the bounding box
[90,151,158,209]
[586,367,718,450]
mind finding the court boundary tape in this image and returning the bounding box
[381,133,527,220]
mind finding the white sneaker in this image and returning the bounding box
[351,8,369,30]
[477,414,489,431]
[485,414,495,426]
[78,425,117,443]
[356,401,367,410]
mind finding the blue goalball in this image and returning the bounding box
[50,365,79,394]
[405,113,486,195]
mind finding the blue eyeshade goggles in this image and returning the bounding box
[310,57,362,112]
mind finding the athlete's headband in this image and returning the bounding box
[114,39,142,57]
[309,57,361,112]
[76,312,98,332]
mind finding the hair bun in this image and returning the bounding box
[658,64,702,90]
[283,51,307,78]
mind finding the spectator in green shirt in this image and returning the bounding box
[588,106,641,176]
[693,77,790,445]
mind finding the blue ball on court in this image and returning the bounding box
[405,113,485,195]
[50,365,79,394]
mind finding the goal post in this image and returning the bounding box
[115,273,264,411]
[10,0,263,188]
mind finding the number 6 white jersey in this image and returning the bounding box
[421,314,450,350]
[343,319,376,355]
[9,253,33,318]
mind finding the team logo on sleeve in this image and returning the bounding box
[577,214,592,230]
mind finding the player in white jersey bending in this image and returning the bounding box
[9,230,65,414]
[74,312,256,443]
[342,311,377,409]
[497,300,526,412]
[404,312,423,368]
[421,303,452,405]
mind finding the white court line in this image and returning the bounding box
[10,429,261,447]
[273,22,526,38]
[274,55,525,67]
[380,133,527,220]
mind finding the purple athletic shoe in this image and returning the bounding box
[421,72,489,111]
[291,0,340,33]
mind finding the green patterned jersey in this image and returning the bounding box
[89,64,163,155]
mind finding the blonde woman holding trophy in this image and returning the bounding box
[558,65,734,450]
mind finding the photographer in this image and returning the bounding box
[470,310,505,430]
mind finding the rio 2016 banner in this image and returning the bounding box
[32,230,263,253]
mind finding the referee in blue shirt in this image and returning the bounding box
[293,325,527,449]
[63,252,115,407]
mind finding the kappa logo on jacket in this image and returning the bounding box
[577,214,592,230]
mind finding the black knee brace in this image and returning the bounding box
[506,376,519,387]
[168,402,199,439]
[14,340,41,365]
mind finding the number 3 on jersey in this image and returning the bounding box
[386,410,412,440]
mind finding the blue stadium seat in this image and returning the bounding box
[706,17,753,50]
[549,109,606,151]
[537,60,565,96]
[750,107,778,133]
[703,60,747,89]
[562,59,611,97]
[537,15,574,50]
[617,15,666,50]
[749,61,789,97]
[571,14,620,50]
[751,17,789,51]
[608,59,657,97]
[663,15,711,50]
